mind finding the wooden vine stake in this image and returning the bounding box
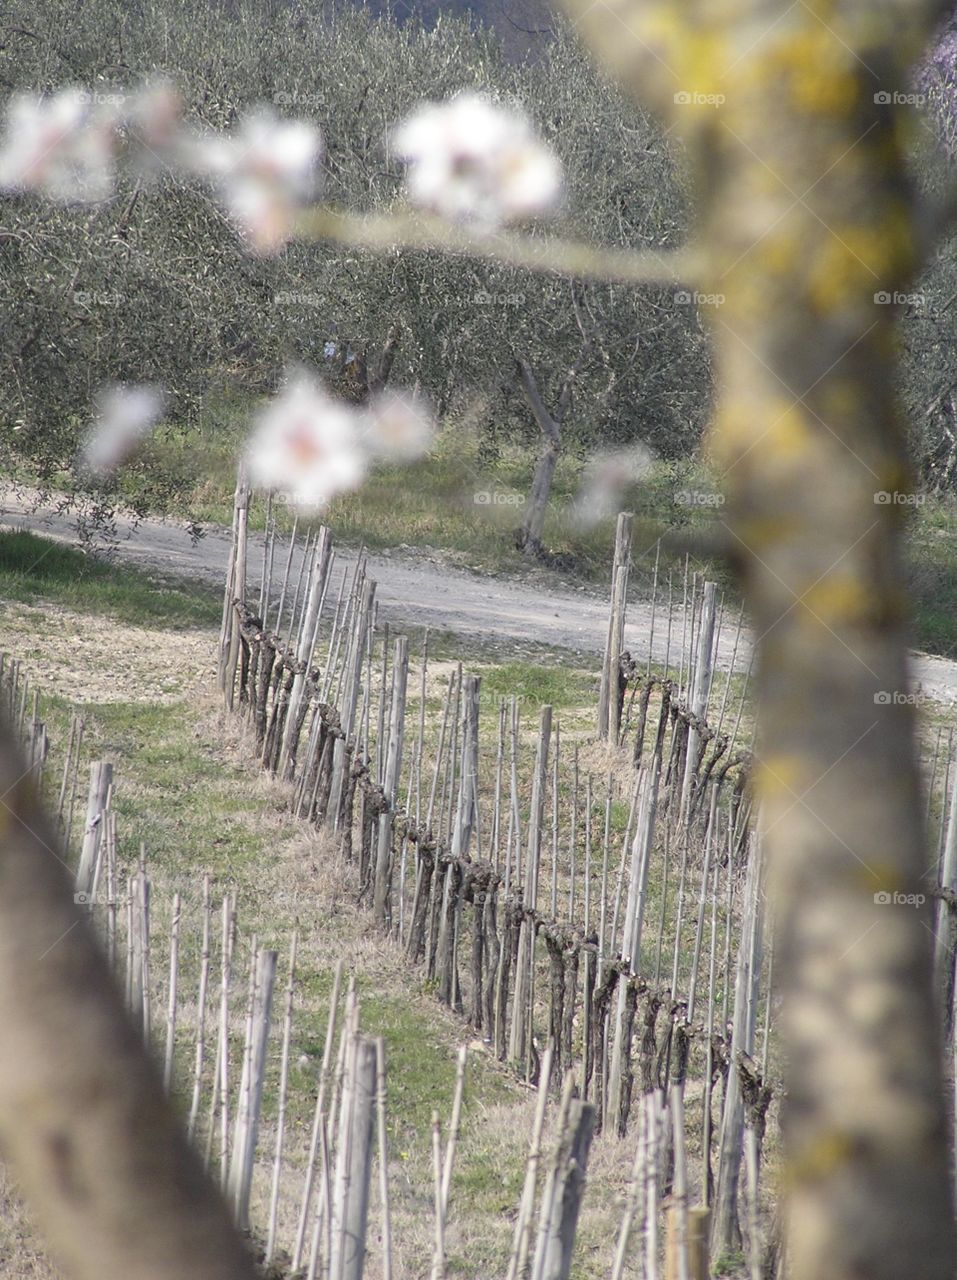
[598,512,632,744]
[529,1073,596,1280]
[228,946,278,1230]
[329,1033,377,1280]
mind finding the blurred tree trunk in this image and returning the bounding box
[0,719,260,1280]
[516,328,592,554]
[516,356,565,554]
[347,322,403,401]
[561,1,955,1277]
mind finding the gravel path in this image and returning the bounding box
[4,489,957,704]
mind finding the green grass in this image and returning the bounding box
[0,529,221,628]
[477,660,597,711]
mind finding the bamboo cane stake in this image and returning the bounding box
[441,1044,468,1218]
[305,1111,333,1280]
[125,884,134,1012]
[328,555,367,710]
[493,697,506,873]
[214,894,236,1186]
[375,1037,393,1280]
[88,781,112,913]
[744,1124,763,1280]
[713,836,765,1259]
[374,636,409,926]
[64,715,85,855]
[273,515,299,636]
[529,1069,575,1280]
[431,1110,446,1280]
[76,760,113,898]
[330,1034,377,1280]
[441,665,463,847]
[687,787,719,1023]
[653,823,672,987]
[230,946,278,1231]
[266,931,299,1263]
[568,747,578,920]
[645,1089,663,1280]
[415,629,430,827]
[188,874,212,1142]
[293,959,345,1271]
[505,1043,554,1280]
[680,582,717,820]
[106,813,117,970]
[702,853,721,1206]
[550,726,560,919]
[610,1091,648,1280]
[163,892,182,1093]
[55,712,78,832]
[668,1084,690,1280]
[647,539,661,679]
[584,775,593,937]
[509,695,523,888]
[376,623,390,788]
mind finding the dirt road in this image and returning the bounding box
[4,490,957,704]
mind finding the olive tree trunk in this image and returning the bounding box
[516,357,564,555]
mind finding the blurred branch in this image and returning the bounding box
[295,205,698,287]
[0,716,260,1280]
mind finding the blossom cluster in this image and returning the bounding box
[0,84,562,250]
[0,81,555,507]
[246,373,434,513]
[80,373,434,513]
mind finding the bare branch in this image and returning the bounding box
[296,206,696,287]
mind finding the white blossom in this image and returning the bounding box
[0,87,120,202]
[122,81,185,169]
[360,389,435,461]
[246,372,366,512]
[572,444,654,527]
[184,109,323,255]
[80,385,166,478]
[392,93,562,227]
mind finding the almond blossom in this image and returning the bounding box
[360,389,435,460]
[246,372,366,512]
[572,443,654,527]
[0,87,120,202]
[79,384,166,478]
[123,81,186,170]
[184,109,323,255]
[392,92,562,227]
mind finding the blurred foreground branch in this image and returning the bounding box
[0,717,259,1280]
[296,205,698,286]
